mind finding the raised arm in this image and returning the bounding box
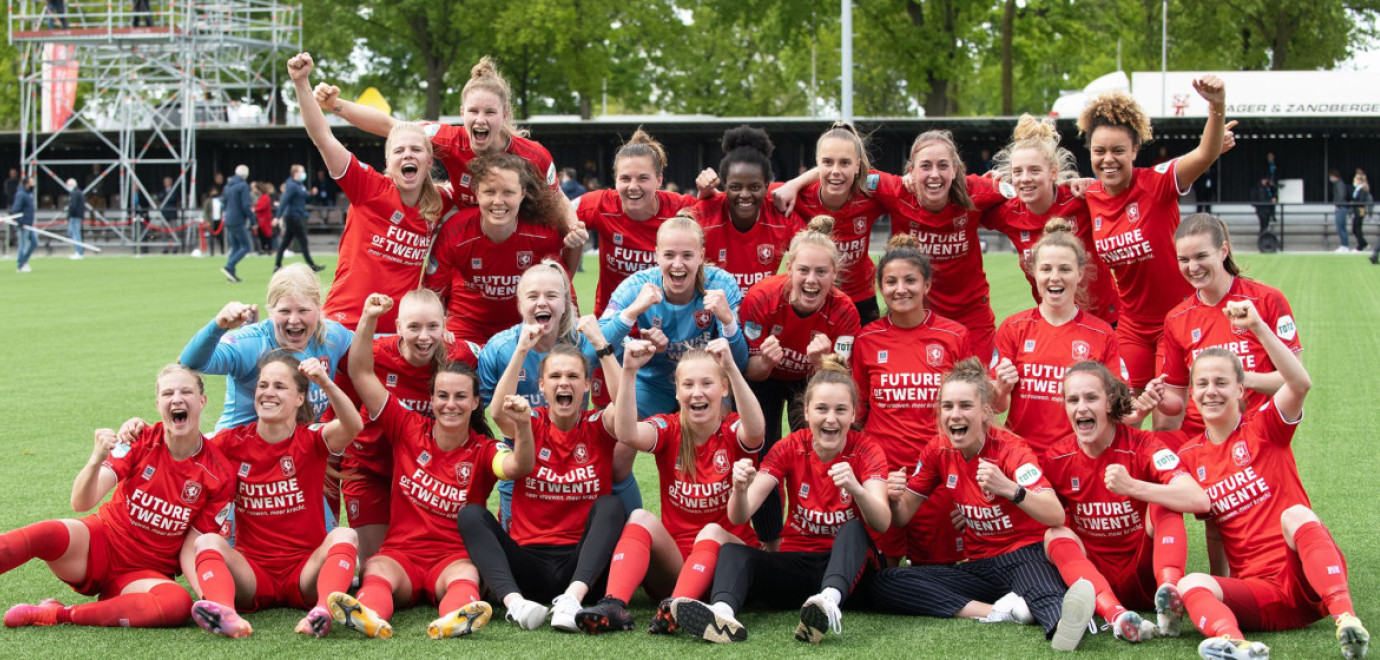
[287,53,352,178]
[347,294,393,415]
[301,357,362,454]
[71,429,121,511]
[577,314,623,406]
[311,77,398,139]
[708,338,765,450]
[1173,76,1227,193]
[486,324,541,438]
[1227,299,1310,421]
[1104,465,1210,514]
[179,301,258,373]
[611,339,658,452]
[726,458,778,525]
[494,395,536,480]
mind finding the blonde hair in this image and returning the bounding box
[941,357,994,423]
[266,264,327,346]
[157,363,205,395]
[462,56,526,140]
[674,350,727,480]
[782,215,840,272]
[386,122,443,225]
[398,288,449,372]
[908,130,973,211]
[991,114,1081,187]
[658,212,707,296]
[615,127,667,174]
[1078,91,1153,148]
[816,122,874,198]
[517,258,578,341]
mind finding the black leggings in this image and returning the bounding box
[709,518,880,612]
[869,542,1067,638]
[275,215,316,267]
[745,378,807,543]
[457,495,626,603]
[1352,211,1370,250]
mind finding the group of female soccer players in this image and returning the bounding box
[0,52,1368,660]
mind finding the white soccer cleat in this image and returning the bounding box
[1052,579,1096,651]
[549,593,581,632]
[988,592,1035,625]
[1198,635,1270,659]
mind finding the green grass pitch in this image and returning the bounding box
[0,251,1376,659]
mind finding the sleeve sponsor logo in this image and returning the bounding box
[1014,463,1042,487]
[744,321,762,340]
[998,181,1017,199]
[834,335,854,359]
[424,123,441,137]
[1153,160,1172,174]
[1152,448,1181,471]
[653,417,668,429]
[1275,314,1297,342]
[865,173,879,191]
[546,163,558,187]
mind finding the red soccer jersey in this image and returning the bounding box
[908,427,1054,560]
[982,188,1120,325]
[1176,402,1311,579]
[696,189,803,294]
[577,189,696,315]
[1159,277,1302,435]
[874,173,1006,326]
[423,208,567,345]
[1085,161,1194,326]
[422,123,558,205]
[993,308,1122,454]
[323,155,438,333]
[741,274,861,381]
[1042,425,1187,566]
[97,424,235,577]
[790,179,888,302]
[373,396,505,561]
[511,409,619,547]
[647,413,759,553]
[212,423,333,568]
[759,429,889,554]
[332,335,439,480]
[853,311,973,470]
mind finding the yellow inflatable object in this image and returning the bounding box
[356,87,391,116]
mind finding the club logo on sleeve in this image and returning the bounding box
[712,449,730,474]
[424,123,441,137]
[1126,203,1141,223]
[573,443,590,465]
[999,181,1017,199]
[1153,160,1172,174]
[613,233,623,245]
[756,244,775,265]
[456,462,473,487]
[1153,448,1181,471]
[546,163,557,187]
[1014,463,1042,487]
[865,173,879,191]
[516,251,533,269]
[418,450,432,466]
[745,322,762,340]
[926,344,944,367]
[1231,440,1251,467]
[1071,476,1081,491]
[215,502,232,527]
[1072,340,1091,361]
[854,217,867,234]
[141,465,156,480]
[1275,315,1297,342]
[238,462,251,478]
[181,480,203,505]
[694,309,712,329]
[279,456,297,478]
[653,417,668,430]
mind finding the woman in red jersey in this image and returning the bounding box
[181,354,363,639]
[741,216,860,549]
[2,366,234,630]
[457,336,627,633]
[287,53,443,334]
[328,293,535,640]
[870,130,1007,361]
[771,122,892,325]
[1078,76,1232,394]
[1154,214,1302,448]
[851,235,969,566]
[1174,301,1368,660]
[572,338,765,635]
[694,125,802,294]
[983,115,1119,325]
[1039,361,1209,645]
[991,219,1122,456]
[671,356,891,645]
[871,358,1097,652]
[424,152,578,346]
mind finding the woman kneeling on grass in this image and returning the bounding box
[2,366,235,630]
[329,293,535,640]
[672,355,891,645]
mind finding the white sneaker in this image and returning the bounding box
[69,253,82,260]
[18,264,32,273]
[1336,245,1353,253]
[795,593,842,643]
[550,593,581,632]
[988,592,1035,625]
[284,249,296,257]
[504,597,548,631]
[1052,578,1096,651]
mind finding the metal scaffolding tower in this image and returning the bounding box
[7,0,300,251]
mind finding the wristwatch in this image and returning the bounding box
[1009,485,1027,504]
[595,344,616,359]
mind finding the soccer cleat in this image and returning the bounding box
[295,605,332,638]
[428,601,493,639]
[1198,635,1269,659]
[672,599,746,643]
[1155,582,1185,637]
[504,597,549,631]
[1111,610,1149,643]
[1336,613,1370,660]
[550,593,581,632]
[327,592,393,639]
[647,597,679,635]
[575,596,635,635]
[795,593,843,644]
[191,600,253,639]
[4,601,63,627]
[1051,578,1096,651]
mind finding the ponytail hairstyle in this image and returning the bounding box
[1077,91,1153,149]
[397,288,449,373]
[990,114,1081,187]
[1174,213,1242,277]
[673,349,727,480]
[462,56,525,140]
[940,357,995,424]
[875,234,933,286]
[908,130,973,211]
[802,354,858,420]
[719,125,774,184]
[657,211,707,296]
[1064,361,1134,421]
[782,215,840,272]
[266,263,327,346]
[468,152,566,230]
[517,258,578,342]
[157,363,205,395]
[1029,218,1094,309]
[257,351,314,426]
[385,122,444,226]
[816,122,874,198]
[614,127,667,175]
[431,360,494,438]
[1190,348,1248,413]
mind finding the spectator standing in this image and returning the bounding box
[202,187,224,255]
[159,176,178,225]
[132,0,153,27]
[1265,151,1278,184]
[559,167,586,200]
[4,168,18,210]
[65,178,85,259]
[1330,169,1351,252]
[275,164,323,272]
[310,169,338,207]
[220,164,254,282]
[1249,175,1277,247]
[10,176,36,273]
[1351,169,1371,252]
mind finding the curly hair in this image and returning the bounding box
[468,152,567,231]
[719,125,774,183]
[1064,360,1134,421]
[1078,91,1153,148]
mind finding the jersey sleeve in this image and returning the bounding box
[645,415,677,456]
[1004,442,1053,493]
[1158,324,1190,389]
[191,479,235,536]
[447,339,482,369]
[370,396,415,447]
[739,285,770,354]
[1150,159,1189,199]
[1139,433,1189,485]
[993,317,1018,374]
[905,442,941,496]
[851,340,872,424]
[1256,400,1301,447]
[422,122,465,160]
[1263,290,1302,353]
[832,301,862,357]
[758,439,792,482]
[965,174,1006,212]
[422,221,460,300]
[855,437,889,483]
[870,171,908,213]
[334,154,389,205]
[100,434,151,481]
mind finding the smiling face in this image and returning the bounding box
[805,382,855,456]
[1190,356,1245,425]
[462,89,507,154]
[271,294,320,352]
[518,268,568,336]
[431,371,479,433]
[476,167,524,229]
[656,227,704,301]
[1063,372,1113,446]
[909,142,957,211]
[787,244,837,314]
[615,155,661,219]
[385,130,431,195]
[396,297,445,365]
[1010,146,1056,210]
[880,259,930,317]
[675,357,726,428]
[539,354,589,419]
[156,369,206,436]
[255,361,306,424]
[724,162,767,224]
[1034,244,1081,309]
[938,381,987,455]
[1176,232,1231,293]
[1088,126,1137,194]
[816,136,861,200]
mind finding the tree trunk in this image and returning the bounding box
[1001,0,1015,115]
[579,93,593,120]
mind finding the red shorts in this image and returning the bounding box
[245,556,310,612]
[374,549,470,606]
[1116,315,1164,389]
[1089,534,1157,611]
[1217,538,1343,632]
[342,471,392,528]
[66,517,169,599]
